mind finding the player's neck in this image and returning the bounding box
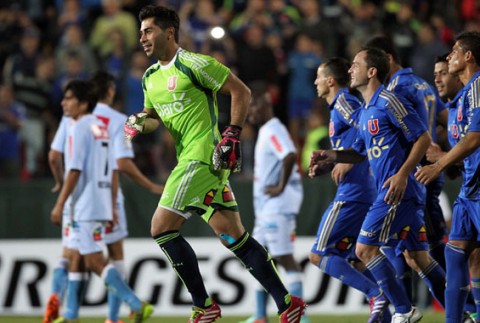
[461,65,480,85]
[361,82,381,106]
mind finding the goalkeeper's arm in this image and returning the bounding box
[124,108,161,141]
[219,72,251,128]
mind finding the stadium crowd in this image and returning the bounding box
[0,0,477,181]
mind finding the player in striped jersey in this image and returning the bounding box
[308,57,390,323]
[416,31,480,323]
[124,5,306,323]
[365,36,449,303]
[310,47,444,323]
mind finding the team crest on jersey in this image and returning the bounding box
[368,119,379,135]
[203,189,216,206]
[90,124,109,139]
[399,226,410,240]
[222,185,235,202]
[329,121,335,136]
[336,237,353,251]
[167,76,178,91]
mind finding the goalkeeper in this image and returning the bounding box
[124,4,306,323]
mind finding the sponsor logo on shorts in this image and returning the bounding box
[222,185,234,202]
[203,189,216,206]
[336,237,353,251]
[105,222,113,234]
[64,224,69,237]
[93,226,103,241]
[360,229,376,238]
[399,226,410,240]
[418,226,427,242]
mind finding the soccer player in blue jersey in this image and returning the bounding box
[416,31,480,323]
[365,36,449,302]
[310,47,444,322]
[50,80,153,323]
[308,57,390,323]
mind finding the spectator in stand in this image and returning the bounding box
[54,24,98,77]
[0,84,24,179]
[89,0,138,59]
[55,0,87,32]
[286,33,321,148]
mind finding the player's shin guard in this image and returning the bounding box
[52,258,68,299]
[366,253,411,314]
[228,232,290,313]
[107,260,126,322]
[319,255,380,299]
[102,264,142,312]
[153,231,210,308]
[382,247,413,302]
[418,260,446,308]
[445,242,470,323]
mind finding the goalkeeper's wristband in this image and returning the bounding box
[222,125,242,139]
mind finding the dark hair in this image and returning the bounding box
[455,31,480,66]
[435,53,449,64]
[64,80,97,112]
[323,57,351,87]
[139,5,180,43]
[364,35,400,64]
[90,71,115,101]
[362,47,390,84]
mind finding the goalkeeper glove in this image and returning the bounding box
[213,125,242,173]
[124,112,148,141]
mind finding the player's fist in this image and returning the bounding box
[213,125,242,173]
[124,112,148,141]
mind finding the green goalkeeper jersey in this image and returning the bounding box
[143,48,230,164]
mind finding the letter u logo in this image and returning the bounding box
[451,124,459,139]
[167,76,178,91]
[368,119,379,135]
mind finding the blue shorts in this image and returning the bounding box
[357,198,428,252]
[449,196,480,241]
[311,200,370,257]
[424,174,448,244]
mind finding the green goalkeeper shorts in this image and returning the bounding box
[159,159,239,222]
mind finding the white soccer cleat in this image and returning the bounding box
[391,306,423,323]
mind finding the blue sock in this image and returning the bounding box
[382,247,412,302]
[229,232,289,313]
[471,277,480,318]
[63,273,82,320]
[52,265,68,299]
[254,288,268,318]
[320,255,380,299]
[107,260,125,322]
[102,264,142,312]
[153,231,210,308]
[366,253,411,314]
[419,260,446,308]
[286,271,303,298]
[445,243,470,323]
[430,242,446,270]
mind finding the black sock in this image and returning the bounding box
[153,231,209,307]
[229,232,290,313]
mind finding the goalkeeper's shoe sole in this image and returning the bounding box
[188,301,222,323]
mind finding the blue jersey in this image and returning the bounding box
[352,86,427,204]
[388,68,446,142]
[457,71,480,199]
[329,88,376,203]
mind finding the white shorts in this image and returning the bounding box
[61,210,74,248]
[252,213,296,257]
[104,202,128,245]
[69,221,107,255]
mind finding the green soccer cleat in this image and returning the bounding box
[131,302,154,323]
[52,318,79,323]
